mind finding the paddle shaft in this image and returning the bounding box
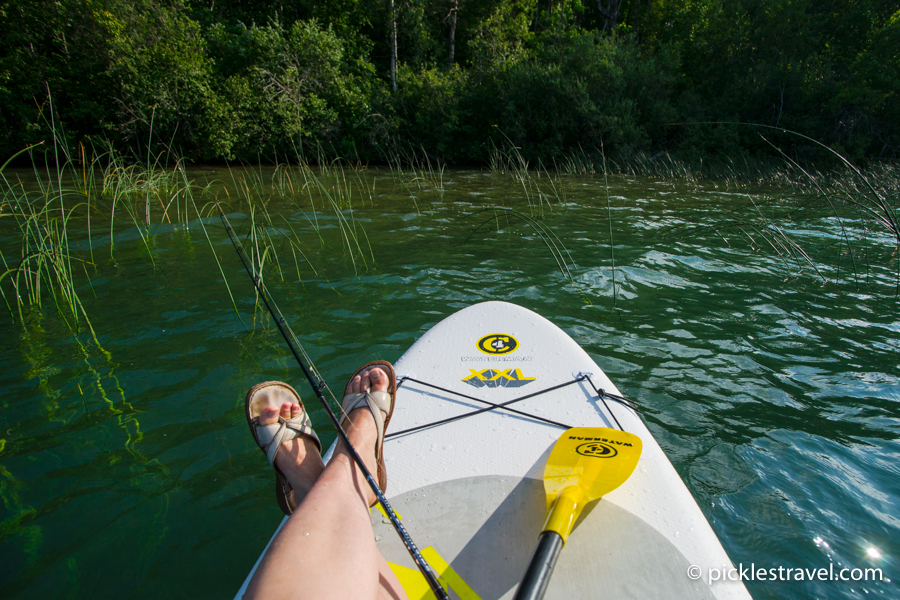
[513,531,563,600]
[216,202,450,600]
[514,428,642,600]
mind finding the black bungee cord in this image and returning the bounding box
[215,200,450,600]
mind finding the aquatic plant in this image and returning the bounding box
[488,136,566,217]
[0,121,378,341]
[460,206,592,305]
[0,122,100,340]
[717,132,900,293]
[376,138,447,211]
[600,143,618,308]
[599,126,900,294]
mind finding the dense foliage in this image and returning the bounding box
[1,0,898,165]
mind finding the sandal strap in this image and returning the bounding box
[342,389,392,454]
[255,413,320,465]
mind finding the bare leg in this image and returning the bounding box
[246,367,408,600]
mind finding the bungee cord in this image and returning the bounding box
[388,374,642,438]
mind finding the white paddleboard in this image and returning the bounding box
[237,301,751,600]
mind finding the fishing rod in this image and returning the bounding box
[215,199,450,600]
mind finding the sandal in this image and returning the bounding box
[246,381,321,516]
[340,361,396,502]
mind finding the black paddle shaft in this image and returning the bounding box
[513,531,564,600]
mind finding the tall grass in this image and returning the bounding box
[780,162,898,292]
[558,132,899,294]
[375,133,446,197]
[661,156,900,292]
[488,138,566,216]
[0,98,236,344]
[0,123,379,339]
[557,146,821,190]
[226,157,376,281]
[462,206,578,283]
[705,131,900,292]
[0,135,101,341]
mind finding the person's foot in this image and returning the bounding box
[340,365,392,504]
[258,401,325,501]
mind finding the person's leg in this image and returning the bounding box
[246,367,407,600]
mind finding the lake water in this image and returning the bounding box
[0,166,896,599]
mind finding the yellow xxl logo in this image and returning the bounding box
[462,368,536,389]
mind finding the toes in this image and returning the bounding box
[368,367,389,392]
[259,401,298,426]
[354,367,388,393]
[347,374,363,395]
[359,369,372,392]
[259,404,280,425]
[279,402,295,421]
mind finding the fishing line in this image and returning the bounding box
[214,199,450,600]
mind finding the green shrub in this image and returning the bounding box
[206,19,378,161]
[105,0,221,158]
[394,66,468,159]
[0,0,120,158]
[393,31,678,164]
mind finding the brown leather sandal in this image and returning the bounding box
[246,381,321,516]
[340,361,396,503]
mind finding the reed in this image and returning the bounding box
[600,142,618,308]
[460,206,595,305]
[787,165,897,292]
[216,154,379,302]
[559,145,818,190]
[0,130,101,341]
[488,137,566,217]
[557,145,597,176]
[715,132,899,292]
[373,132,446,207]
[0,109,244,335]
[567,129,899,293]
[291,158,375,271]
[0,96,395,339]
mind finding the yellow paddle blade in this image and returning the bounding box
[542,427,642,543]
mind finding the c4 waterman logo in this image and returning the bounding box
[575,442,618,458]
[476,333,518,355]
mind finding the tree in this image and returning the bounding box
[447,0,459,68]
[596,0,622,33]
[0,0,119,156]
[389,0,398,90]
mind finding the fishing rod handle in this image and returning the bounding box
[310,389,449,600]
[513,531,563,600]
[365,472,451,600]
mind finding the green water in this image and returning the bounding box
[0,168,896,599]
